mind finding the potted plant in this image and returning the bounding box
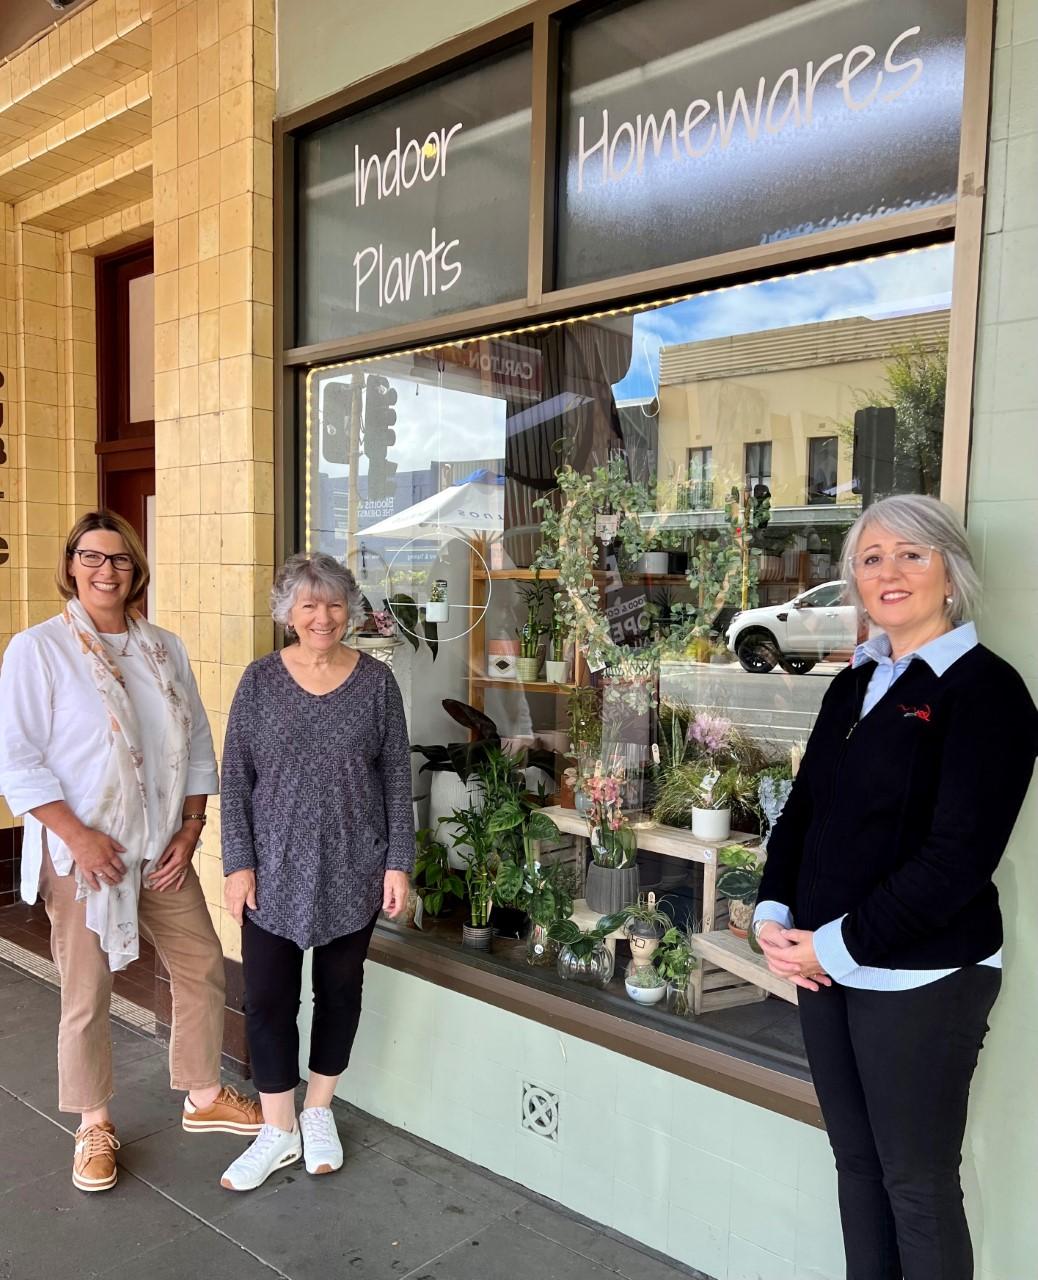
[515,580,548,681]
[655,925,698,1016]
[351,597,403,666]
[495,856,574,966]
[582,759,639,913]
[624,961,667,1006]
[412,828,464,923]
[716,844,766,937]
[548,910,627,986]
[449,802,498,950]
[621,893,672,969]
[426,578,449,623]
[545,610,571,684]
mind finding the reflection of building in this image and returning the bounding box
[658,311,950,511]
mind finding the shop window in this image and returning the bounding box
[745,441,772,495]
[297,42,533,345]
[303,241,953,1076]
[556,0,966,288]
[807,436,838,505]
[683,446,713,510]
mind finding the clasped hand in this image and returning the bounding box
[757,924,832,993]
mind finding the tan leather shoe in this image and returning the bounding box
[73,1121,120,1192]
[182,1085,263,1136]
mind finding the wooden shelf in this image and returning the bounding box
[691,929,798,1009]
[472,568,561,581]
[539,806,754,866]
[471,676,575,693]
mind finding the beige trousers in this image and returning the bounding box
[39,851,226,1112]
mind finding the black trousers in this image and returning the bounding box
[241,912,379,1094]
[798,966,1000,1280]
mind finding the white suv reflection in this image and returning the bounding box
[725,580,857,675]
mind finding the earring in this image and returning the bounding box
[945,596,953,606]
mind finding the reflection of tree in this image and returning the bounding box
[839,340,947,498]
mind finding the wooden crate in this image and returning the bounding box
[690,929,798,1014]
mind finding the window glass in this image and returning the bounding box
[304,241,953,1070]
[297,43,533,345]
[556,0,965,288]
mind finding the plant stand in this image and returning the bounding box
[689,929,798,1013]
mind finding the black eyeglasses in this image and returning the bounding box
[71,549,135,572]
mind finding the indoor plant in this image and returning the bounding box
[545,609,571,684]
[516,580,549,681]
[412,828,464,922]
[624,961,667,1006]
[621,893,672,969]
[426,578,449,623]
[655,925,698,1016]
[449,801,499,950]
[716,844,766,937]
[582,759,639,913]
[548,910,627,986]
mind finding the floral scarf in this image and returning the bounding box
[62,598,193,971]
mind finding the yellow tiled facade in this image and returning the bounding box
[0,0,276,956]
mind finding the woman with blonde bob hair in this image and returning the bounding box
[752,494,1038,1280]
[0,510,261,1195]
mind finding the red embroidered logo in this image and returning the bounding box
[897,703,932,722]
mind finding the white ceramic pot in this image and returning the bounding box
[350,635,401,669]
[625,978,667,1006]
[636,552,670,575]
[692,807,732,841]
[425,601,449,623]
[544,659,571,684]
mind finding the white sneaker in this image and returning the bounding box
[299,1106,343,1175]
[220,1123,301,1191]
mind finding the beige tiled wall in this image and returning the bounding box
[151,0,276,959]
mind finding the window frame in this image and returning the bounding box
[273,0,996,1121]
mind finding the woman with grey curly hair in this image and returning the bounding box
[752,494,1037,1279]
[219,552,414,1192]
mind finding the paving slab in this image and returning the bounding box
[0,1166,196,1280]
[373,1129,533,1217]
[93,1224,285,1280]
[215,1144,497,1279]
[0,1092,73,1189]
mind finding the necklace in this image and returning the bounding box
[100,625,133,657]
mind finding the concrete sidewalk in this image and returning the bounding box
[0,960,708,1280]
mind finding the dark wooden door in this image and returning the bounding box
[95,242,155,560]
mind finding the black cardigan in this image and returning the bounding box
[758,644,1038,970]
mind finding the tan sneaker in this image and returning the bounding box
[182,1085,263,1136]
[73,1122,120,1192]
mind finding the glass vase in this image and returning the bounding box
[556,942,615,986]
[525,923,558,967]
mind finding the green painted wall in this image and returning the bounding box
[960,2,1038,1278]
[290,0,1038,1275]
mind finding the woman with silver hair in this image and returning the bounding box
[753,494,1037,1280]
[219,552,414,1191]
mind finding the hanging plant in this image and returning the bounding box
[533,461,761,673]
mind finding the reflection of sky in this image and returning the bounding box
[611,242,954,402]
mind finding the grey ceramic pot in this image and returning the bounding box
[462,924,494,952]
[585,862,640,914]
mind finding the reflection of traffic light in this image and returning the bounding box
[321,382,352,465]
[852,406,896,506]
[364,374,398,500]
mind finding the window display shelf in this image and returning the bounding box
[691,929,798,1012]
[538,806,754,866]
[471,676,576,693]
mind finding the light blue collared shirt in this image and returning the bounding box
[754,622,1002,990]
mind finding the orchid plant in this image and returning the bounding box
[583,758,637,869]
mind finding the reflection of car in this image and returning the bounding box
[725,581,857,674]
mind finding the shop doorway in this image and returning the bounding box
[95,242,155,611]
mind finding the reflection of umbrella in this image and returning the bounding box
[362,471,504,541]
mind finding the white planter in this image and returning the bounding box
[636,552,670,575]
[692,807,732,841]
[425,601,449,623]
[430,771,483,869]
[625,978,667,1006]
[544,659,571,684]
[350,636,401,669]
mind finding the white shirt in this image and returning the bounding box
[0,615,219,903]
